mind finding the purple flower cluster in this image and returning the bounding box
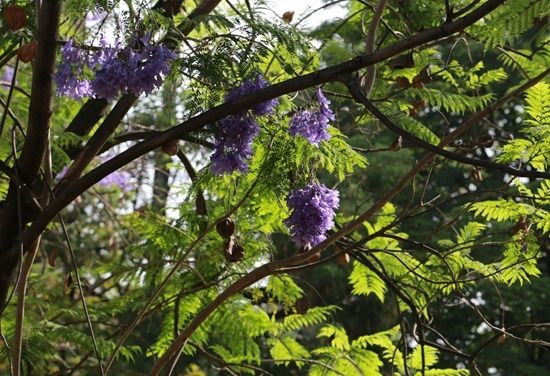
[210,115,260,175]
[54,39,93,99]
[55,165,134,192]
[289,88,335,146]
[92,37,175,99]
[98,170,135,192]
[211,74,279,175]
[224,74,279,115]
[284,183,340,248]
[55,36,175,100]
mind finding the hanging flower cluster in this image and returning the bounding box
[210,74,278,175]
[284,183,340,248]
[98,170,135,192]
[224,74,279,116]
[54,39,93,99]
[210,115,260,175]
[54,36,175,100]
[55,165,135,192]
[289,88,335,146]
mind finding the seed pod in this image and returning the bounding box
[395,76,410,88]
[282,11,294,23]
[411,75,424,88]
[223,237,244,262]
[510,218,529,235]
[412,99,427,111]
[216,217,235,238]
[418,65,432,84]
[3,5,27,31]
[48,250,57,267]
[389,136,403,151]
[470,166,483,183]
[336,252,350,265]
[64,273,73,296]
[229,243,245,262]
[161,139,179,156]
[295,296,309,314]
[389,52,415,70]
[17,40,37,63]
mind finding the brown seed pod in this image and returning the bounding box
[229,243,245,262]
[223,237,244,262]
[216,217,235,238]
[411,75,424,88]
[470,166,483,183]
[294,296,309,314]
[418,65,432,83]
[17,40,37,63]
[412,99,427,111]
[510,218,529,235]
[161,139,179,156]
[389,135,403,151]
[282,11,294,23]
[336,252,350,265]
[48,250,57,267]
[395,76,410,88]
[64,273,73,296]
[3,5,27,31]
[389,52,415,70]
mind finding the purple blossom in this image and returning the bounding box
[316,88,335,121]
[90,48,132,100]
[126,43,176,96]
[289,110,330,146]
[225,74,279,115]
[54,39,93,99]
[55,166,69,181]
[210,114,260,175]
[2,66,14,83]
[288,88,336,146]
[285,183,340,248]
[98,170,135,192]
[56,36,175,100]
[55,164,134,192]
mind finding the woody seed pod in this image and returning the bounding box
[216,217,235,238]
[3,5,27,31]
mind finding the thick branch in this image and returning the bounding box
[361,0,387,96]
[18,0,61,185]
[0,0,61,313]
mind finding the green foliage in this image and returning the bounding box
[410,88,493,115]
[497,82,550,171]
[349,261,386,302]
[471,0,550,46]
[1,1,548,375]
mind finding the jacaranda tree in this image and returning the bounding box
[0,0,549,375]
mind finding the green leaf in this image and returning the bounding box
[349,261,386,302]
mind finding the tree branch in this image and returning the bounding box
[17,0,61,185]
[360,0,387,96]
[346,70,550,179]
